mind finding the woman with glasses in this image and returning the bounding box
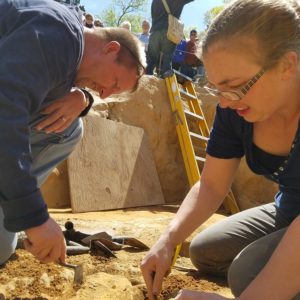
[141,0,300,299]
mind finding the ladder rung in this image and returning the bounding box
[165,73,239,215]
[179,89,198,100]
[189,132,209,142]
[184,110,204,121]
[195,156,206,163]
[173,69,193,83]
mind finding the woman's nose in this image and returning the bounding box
[218,96,232,109]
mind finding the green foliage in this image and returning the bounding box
[203,0,231,29]
[100,0,149,32]
[203,6,224,29]
[124,15,144,33]
[100,8,117,27]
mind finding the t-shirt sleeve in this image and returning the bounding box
[206,105,245,159]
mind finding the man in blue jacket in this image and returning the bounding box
[0,0,146,265]
[146,0,193,76]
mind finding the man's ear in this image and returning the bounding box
[280,51,298,80]
[102,41,121,55]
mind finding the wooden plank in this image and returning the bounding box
[68,115,165,212]
[41,161,70,208]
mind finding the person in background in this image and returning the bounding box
[141,0,300,299]
[181,29,201,79]
[146,0,194,77]
[0,0,146,267]
[172,38,187,71]
[94,19,104,28]
[120,20,132,31]
[138,20,151,53]
[84,12,94,29]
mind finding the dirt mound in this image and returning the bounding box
[0,209,231,299]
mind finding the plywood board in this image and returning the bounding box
[68,115,164,212]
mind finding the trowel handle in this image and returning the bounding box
[59,261,77,269]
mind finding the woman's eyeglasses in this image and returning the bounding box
[204,69,265,101]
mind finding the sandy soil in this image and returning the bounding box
[0,205,233,300]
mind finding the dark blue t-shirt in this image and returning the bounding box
[0,0,84,231]
[207,105,300,222]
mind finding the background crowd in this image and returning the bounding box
[80,0,204,81]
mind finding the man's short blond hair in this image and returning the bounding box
[94,27,147,80]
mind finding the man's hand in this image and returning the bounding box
[24,217,66,264]
[35,89,88,133]
[171,290,234,300]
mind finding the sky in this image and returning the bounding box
[79,0,224,31]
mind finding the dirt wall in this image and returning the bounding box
[42,77,278,210]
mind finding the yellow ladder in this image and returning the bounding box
[164,69,240,214]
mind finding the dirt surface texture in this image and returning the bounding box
[0,207,233,300]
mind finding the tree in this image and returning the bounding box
[100,0,149,33]
[203,6,224,29]
[203,0,231,29]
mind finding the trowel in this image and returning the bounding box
[59,261,84,284]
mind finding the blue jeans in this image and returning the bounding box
[180,64,197,80]
[146,29,177,77]
[0,115,83,265]
[197,65,205,77]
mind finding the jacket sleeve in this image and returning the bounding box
[0,6,83,232]
[0,26,52,232]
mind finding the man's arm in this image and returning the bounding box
[0,29,52,232]
[0,1,82,264]
[0,1,83,232]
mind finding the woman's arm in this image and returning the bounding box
[171,215,300,300]
[141,154,241,300]
[240,215,300,300]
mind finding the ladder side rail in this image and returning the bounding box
[223,191,240,214]
[183,80,240,214]
[168,77,200,185]
[181,85,209,150]
[166,72,240,214]
[183,81,211,138]
[165,76,200,186]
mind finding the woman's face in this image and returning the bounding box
[203,40,283,123]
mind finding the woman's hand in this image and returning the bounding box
[140,238,175,300]
[35,89,88,133]
[171,289,234,300]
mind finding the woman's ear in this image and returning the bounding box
[280,51,298,80]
